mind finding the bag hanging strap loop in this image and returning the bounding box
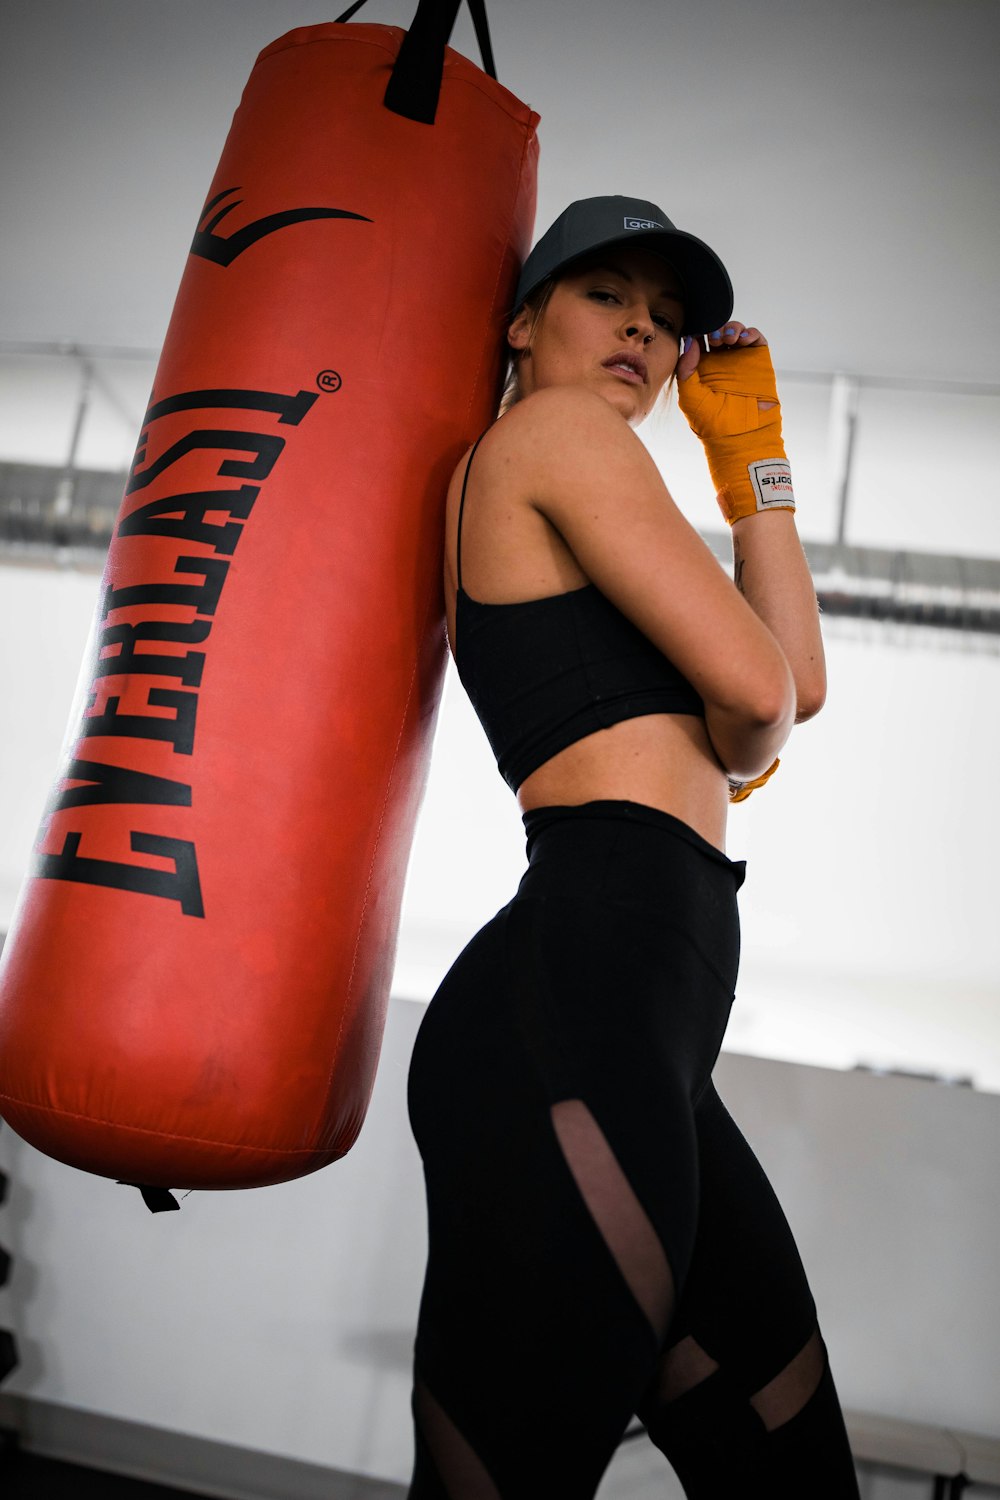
[334,0,497,122]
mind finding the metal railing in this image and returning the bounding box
[2,342,999,648]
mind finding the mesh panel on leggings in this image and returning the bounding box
[412,1380,502,1500]
[640,1328,861,1498]
[550,1098,676,1341]
[750,1326,826,1430]
[647,1327,825,1433]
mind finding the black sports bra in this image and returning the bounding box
[453,428,705,793]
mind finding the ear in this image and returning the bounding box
[507,306,532,354]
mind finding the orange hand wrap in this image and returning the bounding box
[728,757,780,803]
[677,345,795,525]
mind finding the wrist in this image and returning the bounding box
[730,505,799,534]
[705,433,795,525]
[729,757,781,803]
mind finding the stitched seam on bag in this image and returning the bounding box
[0,1094,340,1157]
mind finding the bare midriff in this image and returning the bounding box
[514,714,730,854]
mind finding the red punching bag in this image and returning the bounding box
[0,1,539,1196]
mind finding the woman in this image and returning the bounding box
[406,196,859,1499]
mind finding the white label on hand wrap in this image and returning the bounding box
[748,458,795,511]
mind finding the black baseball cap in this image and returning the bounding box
[513,195,734,336]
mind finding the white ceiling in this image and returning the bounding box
[1,0,997,387]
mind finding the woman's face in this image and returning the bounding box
[508,246,684,425]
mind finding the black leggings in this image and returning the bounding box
[407,800,860,1499]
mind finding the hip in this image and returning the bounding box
[409,802,746,1145]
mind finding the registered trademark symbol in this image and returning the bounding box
[316,369,342,393]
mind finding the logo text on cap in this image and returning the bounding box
[624,217,664,231]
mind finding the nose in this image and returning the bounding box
[622,306,656,344]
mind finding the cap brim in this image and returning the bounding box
[516,227,734,336]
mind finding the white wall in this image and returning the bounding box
[1,1004,998,1488]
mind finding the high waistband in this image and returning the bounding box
[522,799,737,867]
[519,799,746,894]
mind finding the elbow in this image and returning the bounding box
[703,647,797,778]
[754,655,798,734]
[704,666,795,783]
[716,661,795,740]
[794,666,828,723]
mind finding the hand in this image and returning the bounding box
[676,322,778,440]
[674,320,795,525]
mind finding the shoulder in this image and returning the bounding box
[502,385,635,449]
[448,390,657,514]
[478,387,650,488]
[509,383,617,425]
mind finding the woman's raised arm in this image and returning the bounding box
[677,325,827,722]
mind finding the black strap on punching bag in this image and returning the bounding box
[335,0,497,123]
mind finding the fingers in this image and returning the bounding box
[676,333,703,382]
[677,322,771,385]
[707,322,768,349]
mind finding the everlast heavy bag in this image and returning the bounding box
[0,1,539,1199]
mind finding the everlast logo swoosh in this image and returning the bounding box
[191,186,371,266]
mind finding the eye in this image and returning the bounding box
[653,312,676,332]
[588,288,620,304]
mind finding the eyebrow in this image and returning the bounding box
[594,261,683,306]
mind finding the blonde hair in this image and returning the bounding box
[496,275,680,421]
[497,279,556,417]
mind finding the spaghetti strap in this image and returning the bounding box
[456,428,492,596]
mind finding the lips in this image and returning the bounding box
[602,350,647,382]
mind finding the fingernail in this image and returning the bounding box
[710,329,722,339]
[724,326,735,336]
[739,330,751,338]
[682,335,692,353]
